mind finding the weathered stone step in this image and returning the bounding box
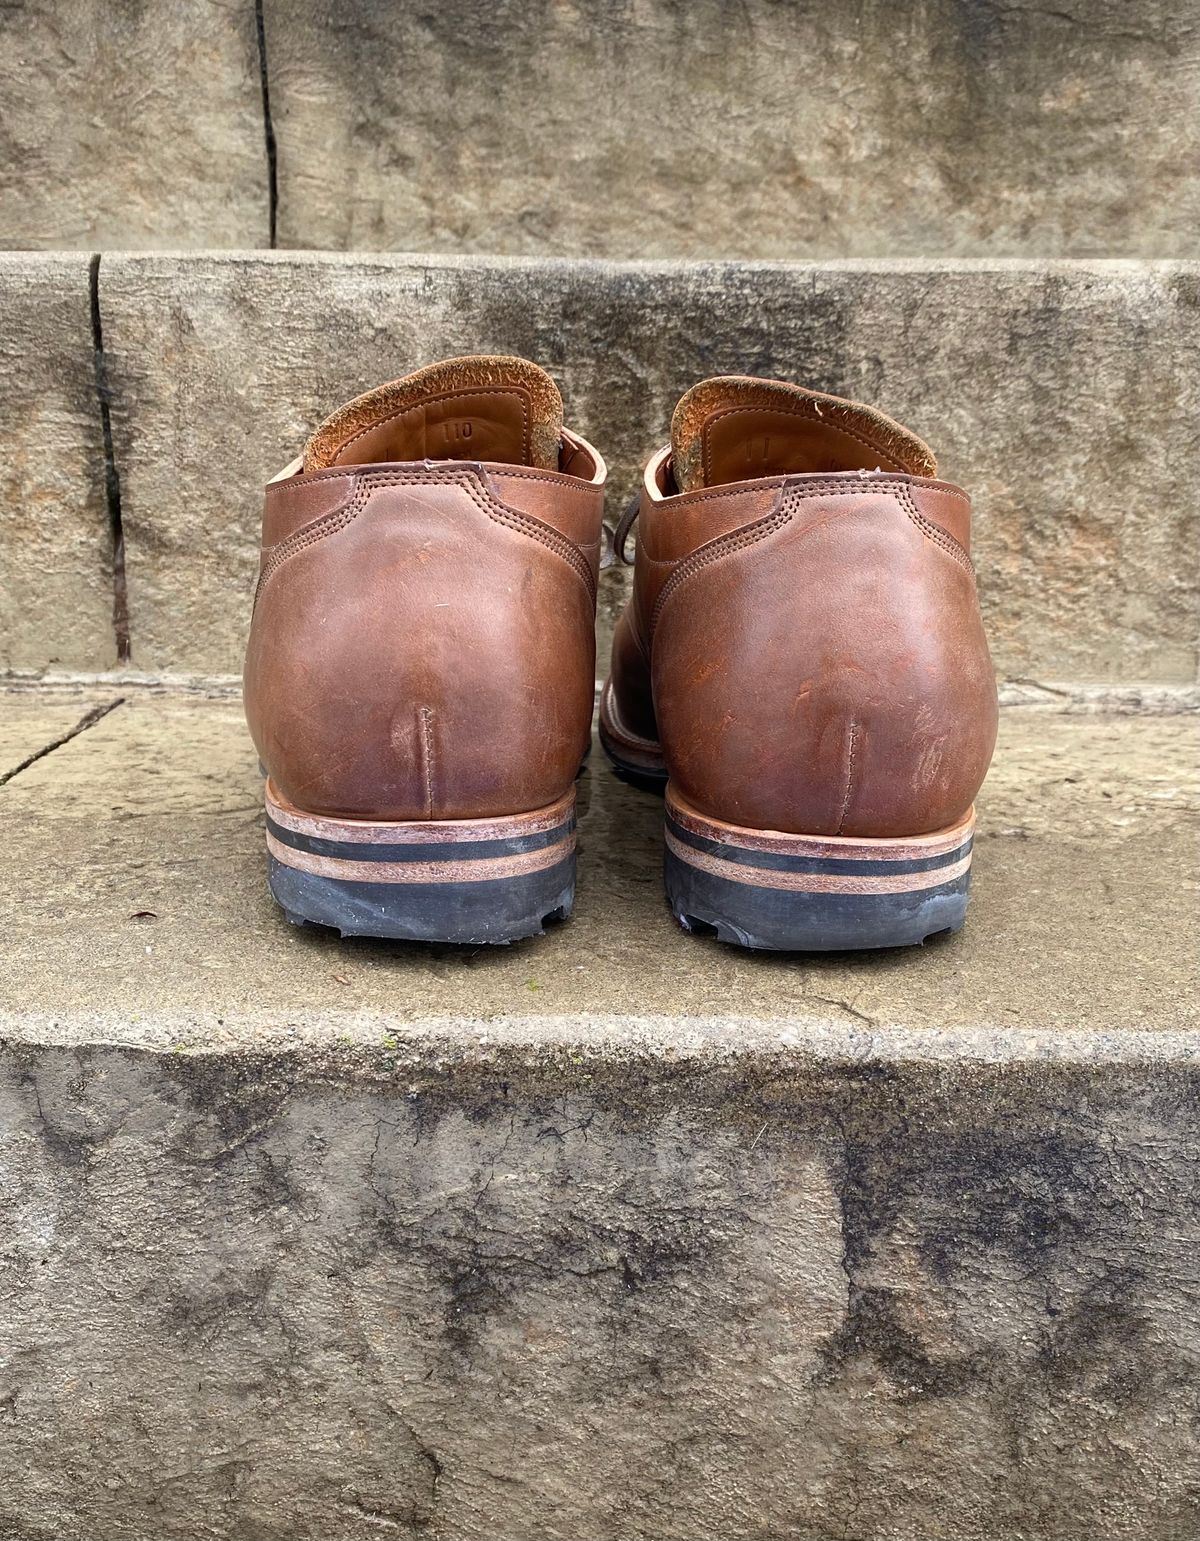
[3,1,1197,258]
[0,686,1197,1537]
[4,253,1198,690]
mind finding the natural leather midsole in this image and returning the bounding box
[665,788,974,895]
[265,783,576,885]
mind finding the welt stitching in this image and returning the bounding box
[633,478,789,563]
[264,471,352,503]
[616,477,800,561]
[650,505,790,635]
[257,467,594,602]
[613,471,967,564]
[454,478,595,599]
[702,404,912,480]
[665,473,967,504]
[271,460,606,492]
[334,387,530,461]
[490,467,602,489]
[909,475,970,499]
[661,477,789,508]
[256,504,357,596]
[485,472,606,543]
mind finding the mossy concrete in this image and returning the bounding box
[1,689,1198,1538]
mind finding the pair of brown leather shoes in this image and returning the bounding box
[245,356,997,951]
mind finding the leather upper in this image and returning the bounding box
[607,433,998,839]
[245,426,606,821]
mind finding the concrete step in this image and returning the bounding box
[0,685,1198,1537]
[4,253,1199,697]
[2,2,1197,259]
[0,254,115,675]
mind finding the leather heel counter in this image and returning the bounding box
[651,481,998,837]
[245,473,596,819]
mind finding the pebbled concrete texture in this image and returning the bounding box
[0,0,267,250]
[0,690,1198,1538]
[0,254,115,673]
[1,695,1197,1032]
[96,252,1200,685]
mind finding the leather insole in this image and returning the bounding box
[670,376,937,490]
[303,355,564,473]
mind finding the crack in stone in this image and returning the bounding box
[254,0,279,247]
[1006,675,1072,698]
[88,254,131,663]
[0,698,125,786]
[411,1433,443,1528]
[808,994,879,1030]
[475,1111,517,1205]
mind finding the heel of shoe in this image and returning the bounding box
[664,787,975,952]
[597,680,668,790]
[264,784,577,944]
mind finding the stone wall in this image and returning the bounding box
[2,1,1197,257]
[6,253,1197,684]
[3,1031,1198,1539]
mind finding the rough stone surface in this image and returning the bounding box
[262,0,1200,258]
[4,1040,1200,1541]
[0,690,1198,1539]
[0,0,267,249]
[0,696,116,775]
[2,1,1197,258]
[99,253,1200,683]
[2,691,1196,1030]
[0,255,115,673]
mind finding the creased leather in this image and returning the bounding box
[246,447,605,821]
[606,449,997,838]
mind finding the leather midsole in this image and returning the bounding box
[264,784,576,884]
[665,786,975,895]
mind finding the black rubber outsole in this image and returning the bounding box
[268,855,576,945]
[602,730,974,950]
[664,847,969,952]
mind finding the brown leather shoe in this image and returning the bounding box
[600,375,998,951]
[245,356,606,943]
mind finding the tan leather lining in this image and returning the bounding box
[326,387,532,469]
[671,376,937,491]
[303,355,564,473]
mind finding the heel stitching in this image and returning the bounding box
[836,721,858,835]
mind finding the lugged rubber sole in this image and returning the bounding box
[664,786,975,952]
[264,783,577,943]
